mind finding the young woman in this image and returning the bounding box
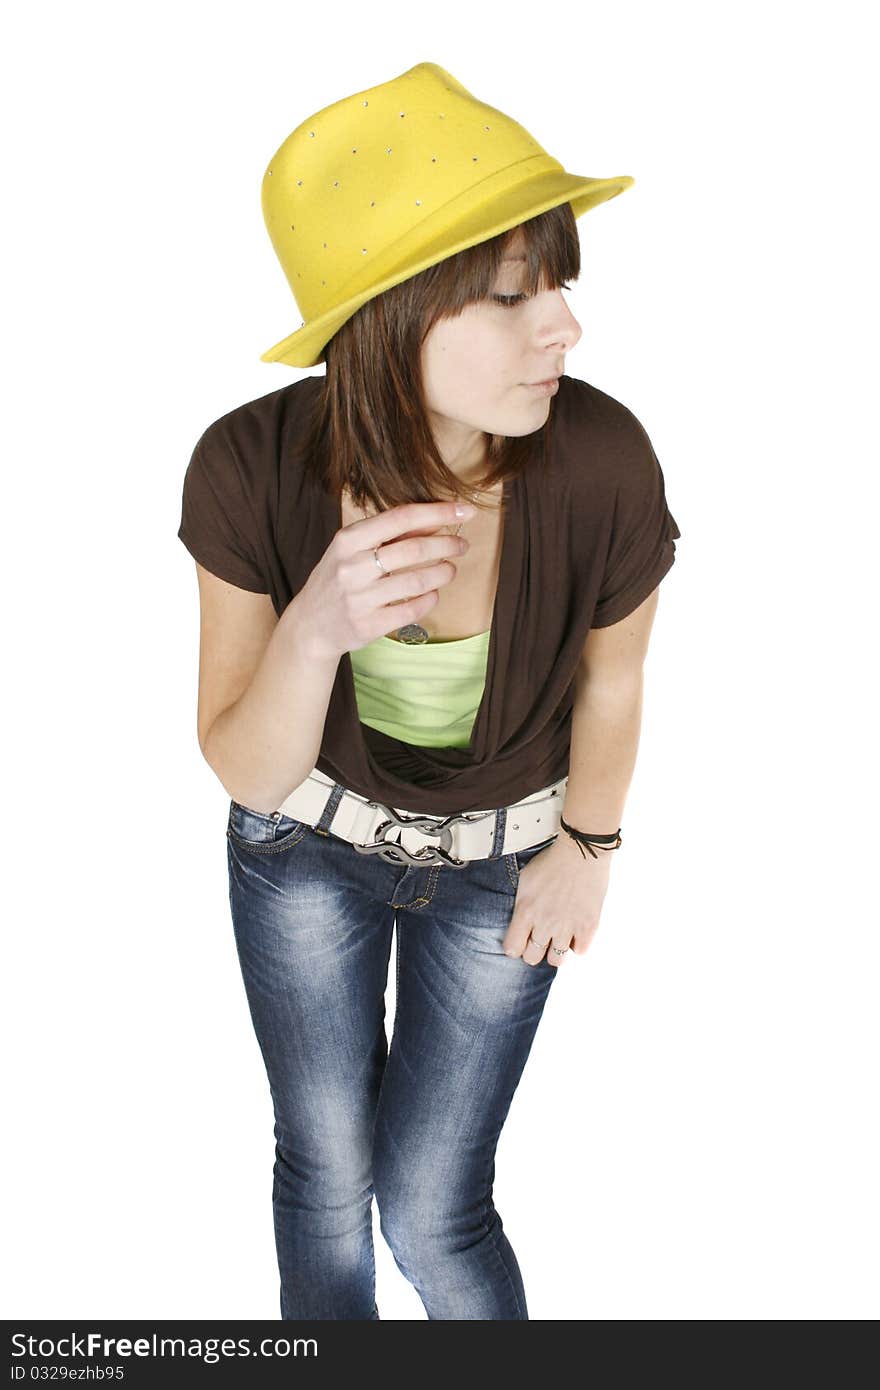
[177,62,681,1321]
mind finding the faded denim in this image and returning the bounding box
[226,789,560,1321]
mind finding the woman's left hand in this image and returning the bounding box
[502,831,612,967]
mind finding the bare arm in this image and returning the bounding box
[561,586,661,831]
[200,579,340,815]
[193,498,474,815]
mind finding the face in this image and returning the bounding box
[420,226,583,481]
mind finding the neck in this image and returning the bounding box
[428,414,490,490]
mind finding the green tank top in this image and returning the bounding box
[349,629,491,748]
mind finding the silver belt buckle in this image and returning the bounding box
[351,802,493,869]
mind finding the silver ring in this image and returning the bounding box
[528,932,568,957]
[373,546,388,575]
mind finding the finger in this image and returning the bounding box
[345,500,476,550]
[502,909,535,959]
[521,931,551,968]
[543,931,573,970]
[395,523,467,542]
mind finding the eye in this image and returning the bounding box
[492,293,529,308]
[491,282,573,308]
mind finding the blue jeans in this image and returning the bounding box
[226,789,560,1321]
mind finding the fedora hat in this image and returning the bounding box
[260,61,634,368]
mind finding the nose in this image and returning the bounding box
[536,289,582,353]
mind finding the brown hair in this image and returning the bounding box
[297,201,581,517]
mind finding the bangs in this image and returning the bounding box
[415,201,582,325]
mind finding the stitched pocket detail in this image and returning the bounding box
[226,800,309,857]
[505,835,559,889]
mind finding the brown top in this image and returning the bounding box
[177,373,681,813]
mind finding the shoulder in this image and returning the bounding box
[555,373,655,454]
[552,373,662,497]
[192,373,323,482]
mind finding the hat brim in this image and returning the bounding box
[260,169,634,368]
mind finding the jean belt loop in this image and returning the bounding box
[488,805,507,860]
[314,781,346,836]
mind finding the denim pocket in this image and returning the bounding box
[226,800,309,856]
[506,833,559,888]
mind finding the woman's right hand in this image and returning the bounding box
[293,500,475,660]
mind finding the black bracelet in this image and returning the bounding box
[559,815,623,862]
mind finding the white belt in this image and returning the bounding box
[273,767,568,869]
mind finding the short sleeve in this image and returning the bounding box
[590,414,681,628]
[177,427,270,594]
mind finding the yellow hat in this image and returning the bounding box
[260,61,634,368]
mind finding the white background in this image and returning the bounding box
[3,0,877,1321]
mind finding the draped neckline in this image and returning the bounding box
[323,471,521,762]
